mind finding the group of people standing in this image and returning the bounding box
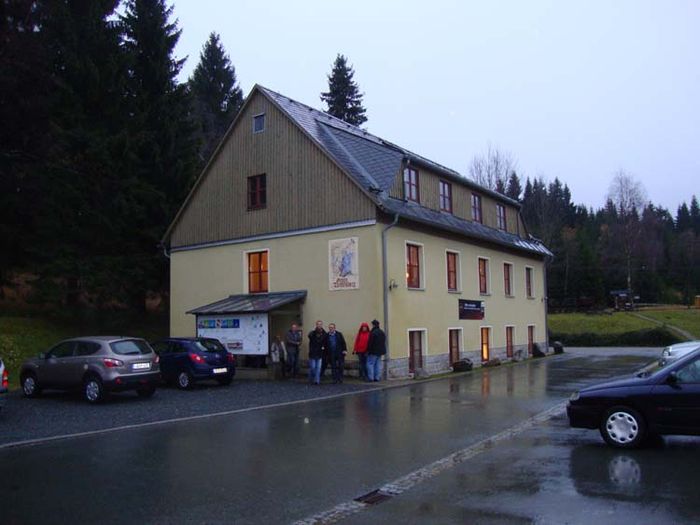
[269,319,387,384]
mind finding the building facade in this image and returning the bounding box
[164,85,551,378]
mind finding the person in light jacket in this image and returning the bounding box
[285,323,302,378]
[269,335,286,380]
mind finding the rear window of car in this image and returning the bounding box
[192,340,225,353]
[110,339,153,356]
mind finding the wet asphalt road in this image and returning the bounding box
[2,348,697,525]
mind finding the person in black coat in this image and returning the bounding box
[366,319,386,381]
[326,323,348,384]
[307,320,327,385]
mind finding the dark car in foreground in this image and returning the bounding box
[151,337,235,389]
[568,347,700,448]
[20,337,160,403]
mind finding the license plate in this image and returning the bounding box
[132,362,151,370]
[212,367,228,374]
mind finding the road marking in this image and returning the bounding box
[0,386,387,451]
[293,401,567,525]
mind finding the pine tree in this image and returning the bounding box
[121,0,197,307]
[505,172,522,201]
[189,32,243,165]
[690,195,700,234]
[676,203,691,231]
[320,54,367,126]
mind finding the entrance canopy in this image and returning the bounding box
[187,290,307,315]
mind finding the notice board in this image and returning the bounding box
[458,299,485,320]
[196,313,269,355]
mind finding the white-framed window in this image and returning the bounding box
[439,180,452,213]
[496,203,507,230]
[448,327,462,365]
[478,256,490,295]
[446,250,461,292]
[408,328,427,373]
[471,193,483,223]
[503,262,514,297]
[525,266,534,298]
[480,325,492,362]
[253,113,265,133]
[403,167,420,202]
[505,325,515,358]
[406,241,425,289]
[244,248,270,293]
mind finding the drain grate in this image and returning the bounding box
[354,489,393,505]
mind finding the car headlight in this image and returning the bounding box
[569,391,580,402]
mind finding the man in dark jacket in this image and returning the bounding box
[327,323,348,384]
[285,323,302,378]
[307,320,327,385]
[366,319,386,382]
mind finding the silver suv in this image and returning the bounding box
[20,337,160,403]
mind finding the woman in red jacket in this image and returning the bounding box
[353,323,371,381]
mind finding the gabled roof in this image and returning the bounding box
[164,84,550,258]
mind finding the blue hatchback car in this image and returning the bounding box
[151,337,235,389]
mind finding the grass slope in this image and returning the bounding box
[639,310,700,339]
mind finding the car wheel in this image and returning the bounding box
[137,385,156,398]
[21,373,41,398]
[83,376,105,403]
[600,406,646,448]
[177,371,193,390]
[216,375,233,386]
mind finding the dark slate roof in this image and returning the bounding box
[187,290,307,315]
[258,86,551,258]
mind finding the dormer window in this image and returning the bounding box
[496,204,507,230]
[253,113,265,133]
[471,194,482,223]
[403,167,420,202]
[439,180,452,213]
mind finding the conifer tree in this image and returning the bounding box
[506,172,522,201]
[320,54,367,126]
[189,32,243,164]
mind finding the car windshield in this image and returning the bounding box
[636,358,675,378]
[191,340,225,353]
[110,339,152,356]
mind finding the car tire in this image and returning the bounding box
[176,371,193,390]
[216,375,233,386]
[137,385,156,398]
[21,373,42,398]
[83,375,105,404]
[600,406,646,448]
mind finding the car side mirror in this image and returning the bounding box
[667,371,678,384]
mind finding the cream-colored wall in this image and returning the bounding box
[170,224,383,348]
[385,225,547,361]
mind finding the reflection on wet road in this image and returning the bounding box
[2,348,689,525]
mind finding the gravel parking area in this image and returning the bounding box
[0,376,382,447]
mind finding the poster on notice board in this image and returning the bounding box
[196,313,268,355]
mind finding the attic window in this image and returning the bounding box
[403,167,420,203]
[253,113,265,133]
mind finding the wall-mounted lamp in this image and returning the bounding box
[389,279,399,291]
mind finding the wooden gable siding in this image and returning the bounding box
[170,92,376,248]
[388,166,523,236]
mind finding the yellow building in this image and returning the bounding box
[163,85,552,378]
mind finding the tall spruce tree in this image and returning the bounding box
[320,54,367,126]
[189,32,243,165]
[506,172,522,201]
[121,0,197,307]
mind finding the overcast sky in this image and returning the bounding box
[171,0,698,211]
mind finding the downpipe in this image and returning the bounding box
[382,212,400,379]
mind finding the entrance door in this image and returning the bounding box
[409,330,423,373]
[449,329,460,364]
[506,326,514,358]
[481,327,490,362]
[528,325,535,355]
